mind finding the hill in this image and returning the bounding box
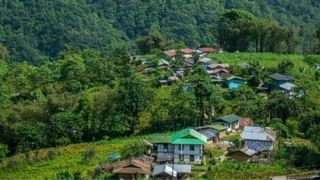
[1,0,320,62]
[0,133,298,179]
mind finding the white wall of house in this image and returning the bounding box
[156,144,203,164]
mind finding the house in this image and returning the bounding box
[207,68,230,79]
[207,64,229,71]
[199,47,217,54]
[239,118,254,129]
[216,114,241,132]
[100,155,154,180]
[152,128,207,164]
[195,126,219,144]
[199,57,217,65]
[225,76,246,90]
[158,59,170,69]
[241,126,276,151]
[210,124,228,138]
[279,82,296,96]
[159,80,169,87]
[227,148,257,162]
[180,48,193,55]
[269,73,295,90]
[152,164,191,180]
[164,50,177,58]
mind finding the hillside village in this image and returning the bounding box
[91,47,319,179]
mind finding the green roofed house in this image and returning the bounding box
[151,128,207,164]
[217,114,241,132]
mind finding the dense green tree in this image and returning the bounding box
[47,112,84,146]
[266,91,300,123]
[115,71,149,135]
[278,61,294,74]
[12,122,46,152]
[218,9,258,52]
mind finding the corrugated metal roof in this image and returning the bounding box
[241,126,276,141]
[152,164,191,176]
[219,114,241,123]
[270,73,294,81]
[279,82,295,91]
[171,128,207,145]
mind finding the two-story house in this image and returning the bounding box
[152,128,207,164]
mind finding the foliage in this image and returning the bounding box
[1,1,320,61]
[0,144,8,159]
[120,141,147,159]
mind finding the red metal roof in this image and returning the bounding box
[164,50,176,57]
[199,47,217,53]
[180,48,193,54]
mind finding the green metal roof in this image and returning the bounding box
[219,114,241,123]
[171,128,207,145]
[210,124,227,131]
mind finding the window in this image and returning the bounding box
[178,144,184,151]
[190,145,195,151]
[163,144,168,150]
[179,155,184,161]
[190,155,195,162]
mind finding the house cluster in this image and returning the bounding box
[98,114,277,179]
[151,47,248,90]
[158,47,220,87]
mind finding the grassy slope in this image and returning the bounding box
[208,52,307,67]
[0,134,167,179]
[1,53,317,179]
[208,52,318,81]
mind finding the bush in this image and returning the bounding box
[46,149,57,160]
[121,141,146,159]
[81,148,96,165]
[56,170,74,180]
[0,144,8,159]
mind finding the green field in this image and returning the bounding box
[208,52,308,67]
[0,134,166,179]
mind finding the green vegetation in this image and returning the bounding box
[1,1,320,62]
[204,160,296,180]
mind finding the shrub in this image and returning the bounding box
[56,170,74,180]
[81,148,96,165]
[0,144,8,159]
[120,141,146,159]
[46,149,57,160]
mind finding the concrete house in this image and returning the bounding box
[217,114,241,132]
[241,126,276,151]
[152,128,207,164]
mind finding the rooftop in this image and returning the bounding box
[270,73,294,81]
[164,50,177,57]
[171,128,207,145]
[241,126,276,142]
[210,124,228,131]
[219,114,241,123]
[279,82,296,91]
[152,164,191,177]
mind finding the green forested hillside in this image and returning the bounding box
[1,0,320,62]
